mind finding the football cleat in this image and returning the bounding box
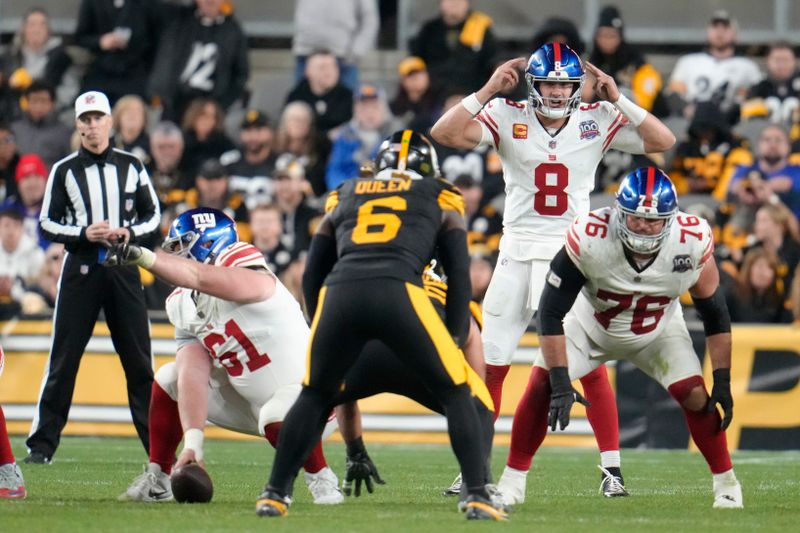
[255,489,290,517]
[496,465,527,506]
[119,463,173,502]
[442,472,462,496]
[305,467,344,504]
[599,466,629,497]
[713,472,743,509]
[22,451,51,465]
[0,463,26,499]
[463,493,509,521]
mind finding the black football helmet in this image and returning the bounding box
[374,129,439,180]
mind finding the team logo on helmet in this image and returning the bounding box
[192,212,217,231]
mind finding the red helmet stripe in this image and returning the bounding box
[645,167,656,204]
[553,42,562,64]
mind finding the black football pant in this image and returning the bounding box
[334,339,495,484]
[27,254,153,458]
[267,279,489,498]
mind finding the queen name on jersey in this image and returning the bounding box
[564,205,714,352]
[165,241,308,401]
[476,98,644,260]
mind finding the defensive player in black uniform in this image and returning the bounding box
[256,130,506,521]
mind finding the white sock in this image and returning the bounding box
[600,451,621,469]
[713,469,737,485]
[503,465,528,476]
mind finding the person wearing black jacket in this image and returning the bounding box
[148,0,249,122]
[24,91,160,464]
[409,1,497,94]
[74,0,162,103]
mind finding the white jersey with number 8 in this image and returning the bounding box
[476,98,645,260]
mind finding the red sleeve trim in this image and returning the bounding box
[220,244,260,267]
[602,117,629,152]
[476,113,500,148]
[566,229,581,257]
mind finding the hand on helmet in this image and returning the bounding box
[585,62,621,103]
[484,57,526,96]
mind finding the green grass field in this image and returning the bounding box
[2,437,798,532]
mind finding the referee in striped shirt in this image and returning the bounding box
[25,91,160,464]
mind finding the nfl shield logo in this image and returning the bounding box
[125,198,133,211]
[549,140,557,149]
[85,94,95,104]
[80,264,89,274]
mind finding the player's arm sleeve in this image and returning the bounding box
[174,327,200,350]
[606,106,646,154]
[302,215,338,319]
[473,100,501,149]
[437,210,471,346]
[693,289,731,336]
[537,247,587,335]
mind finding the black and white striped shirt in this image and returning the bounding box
[40,146,161,254]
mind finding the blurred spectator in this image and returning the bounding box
[469,252,494,303]
[0,208,44,320]
[432,91,504,201]
[285,50,353,134]
[179,97,236,182]
[0,124,20,201]
[149,121,188,233]
[11,80,72,167]
[249,203,296,278]
[741,42,800,130]
[530,17,585,56]
[292,0,378,92]
[75,0,161,103]
[410,0,496,94]
[727,125,800,216]
[326,84,401,191]
[669,102,750,195]
[112,95,150,167]
[667,10,761,121]
[274,101,331,198]
[174,158,250,242]
[389,56,443,133]
[0,8,76,119]
[452,174,502,254]
[224,110,277,209]
[586,6,665,114]
[1,154,49,249]
[149,0,248,122]
[740,203,800,290]
[722,247,792,323]
[273,160,321,253]
[279,251,307,310]
[26,242,64,312]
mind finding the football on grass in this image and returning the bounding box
[170,463,213,503]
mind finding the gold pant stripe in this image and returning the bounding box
[304,286,328,386]
[405,282,467,385]
[465,362,494,412]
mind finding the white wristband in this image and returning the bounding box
[183,428,204,461]
[461,93,485,116]
[614,93,648,127]
[137,247,156,269]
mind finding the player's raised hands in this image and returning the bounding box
[548,367,591,431]
[483,57,527,96]
[584,62,621,103]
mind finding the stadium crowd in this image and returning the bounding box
[0,0,799,326]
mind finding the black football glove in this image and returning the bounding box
[103,242,143,267]
[707,368,733,431]
[342,438,385,497]
[548,367,590,431]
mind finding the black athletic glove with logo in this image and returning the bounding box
[548,366,591,431]
[343,437,385,497]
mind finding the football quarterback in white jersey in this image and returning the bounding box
[534,168,742,509]
[115,207,342,505]
[431,42,676,502]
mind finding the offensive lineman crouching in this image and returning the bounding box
[112,207,343,505]
[530,167,742,509]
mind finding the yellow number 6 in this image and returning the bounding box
[351,196,407,244]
